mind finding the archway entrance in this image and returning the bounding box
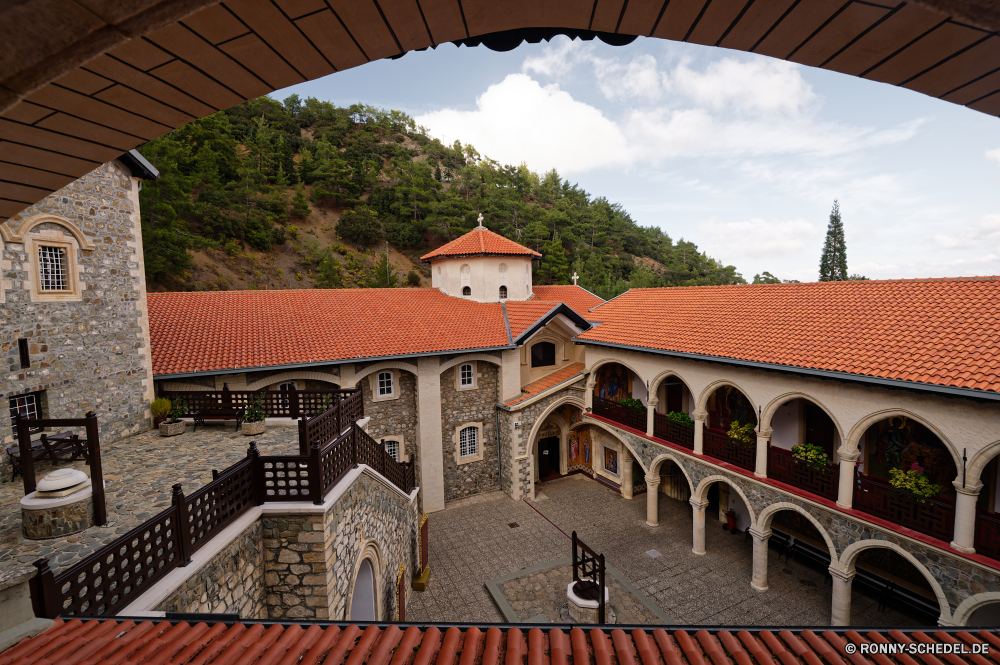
[850,547,940,625]
[968,602,1000,626]
[537,434,560,481]
[349,559,377,621]
[704,386,758,472]
[766,398,841,501]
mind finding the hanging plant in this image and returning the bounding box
[889,468,942,503]
[727,420,756,445]
[792,443,830,471]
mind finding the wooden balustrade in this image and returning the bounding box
[162,387,354,421]
[975,507,1000,560]
[592,395,646,432]
[767,446,840,501]
[854,474,955,543]
[703,428,756,472]
[652,412,695,450]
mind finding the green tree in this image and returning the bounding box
[753,271,782,284]
[315,251,344,288]
[848,273,869,281]
[336,206,382,246]
[291,183,310,218]
[372,251,399,288]
[537,232,569,285]
[819,200,848,281]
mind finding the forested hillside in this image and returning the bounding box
[138,95,746,297]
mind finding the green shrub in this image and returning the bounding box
[889,469,943,502]
[223,239,242,256]
[726,420,756,444]
[151,397,171,418]
[618,397,645,411]
[245,394,267,423]
[406,270,421,287]
[336,206,382,246]
[665,411,694,426]
[791,443,830,471]
[168,399,187,423]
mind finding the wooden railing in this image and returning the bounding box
[298,390,364,454]
[854,474,955,543]
[652,413,695,450]
[767,446,840,501]
[592,395,646,432]
[703,428,756,472]
[162,386,355,421]
[975,507,1000,560]
[29,421,415,620]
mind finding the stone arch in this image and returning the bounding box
[647,453,695,495]
[0,222,12,243]
[760,392,846,443]
[951,591,1000,626]
[693,474,758,526]
[9,214,96,250]
[844,408,962,472]
[648,369,697,404]
[524,395,584,499]
[245,370,340,390]
[438,353,503,374]
[838,539,951,623]
[696,379,759,416]
[588,357,648,385]
[757,502,838,562]
[967,439,1000,487]
[353,361,420,384]
[347,540,384,621]
[578,416,649,475]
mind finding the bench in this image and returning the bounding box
[193,407,245,432]
[6,431,89,481]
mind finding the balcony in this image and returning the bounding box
[976,507,1000,559]
[854,474,955,543]
[653,412,695,450]
[767,446,839,501]
[592,395,646,432]
[703,428,756,472]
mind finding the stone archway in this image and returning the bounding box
[524,395,584,500]
[952,591,1000,626]
[348,541,384,622]
[690,475,758,556]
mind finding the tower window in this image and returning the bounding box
[462,286,471,296]
[531,342,556,368]
[18,339,30,369]
[460,363,474,387]
[499,285,508,299]
[38,246,68,291]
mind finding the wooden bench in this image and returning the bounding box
[193,407,245,432]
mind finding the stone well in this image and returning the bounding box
[566,580,609,623]
[20,470,97,540]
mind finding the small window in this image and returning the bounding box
[462,286,471,296]
[18,339,30,369]
[531,342,556,368]
[38,246,69,291]
[9,392,41,435]
[384,439,400,461]
[499,285,508,299]
[460,363,474,387]
[377,371,394,397]
[459,426,478,459]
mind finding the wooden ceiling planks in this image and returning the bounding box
[1,0,999,222]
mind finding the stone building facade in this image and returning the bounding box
[361,369,420,493]
[440,363,500,501]
[1,157,155,473]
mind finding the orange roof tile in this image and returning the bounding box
[4,619,993,665]
[579,278,1000,394]
[420,226,541,261]
[506,362,585,405]
[531,285,604,319]
[503,300,563,339]
[148,289,513,376]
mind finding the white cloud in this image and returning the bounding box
[671,58,815,116]
[933,214,1000,249]
[988,147,1000,168]
[697,217,821,258]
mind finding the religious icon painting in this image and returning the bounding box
[569,432,579,464]
[604,448,618,475]
[584,439,591,465]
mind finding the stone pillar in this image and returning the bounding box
[836,450,860,510]
[692,409,707,455]
[754,428,772,479]
[416,356,445,512]
[499,349,522,404]
[951,480,983,554]
[585,376,596,412]
[646,398,658,437]
[749,527,771,591]
[691,497,709,555]
[646,475,660,526]
[622,454,634,499]
[829,566,855,626]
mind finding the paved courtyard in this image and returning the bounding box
[0,424,297,574]
[406,474,921,626]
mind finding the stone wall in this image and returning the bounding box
[441,363,500,501]
[262,514,328,619]
[498,409,515,498]
[1,160,152,472]
[362,371,419,493]
[155,521,265,619]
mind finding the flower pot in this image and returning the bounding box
[153,416,166,427]
[160,420,185,437]
[242,420,266,436]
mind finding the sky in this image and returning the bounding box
[274,36,1000,283]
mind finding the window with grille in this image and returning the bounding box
[460,364,474,387]
[377,371,394,397]
[384,439,400,461]
[38,246,69,291]
[462,286,471,296]
[459,426,478,459]
[499,285,508,299]
[9,392,41,435]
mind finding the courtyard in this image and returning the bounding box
[406,474,919,626]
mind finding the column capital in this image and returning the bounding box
[689,497,710,509]
[647,397,659,408]
[953,479,984,496]
[838,450,861,463]
[586,376,597,387]
[691,409,708,421]
[755,428,773,439]
[748,526,771,541]
[645,475,660,488]
[828,566,856,583]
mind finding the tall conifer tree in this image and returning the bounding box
[819,200,848,281]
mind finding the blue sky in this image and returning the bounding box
[275,37,1000,283]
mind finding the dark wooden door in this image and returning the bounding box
[538,436,559,478]
[804,403,836,457]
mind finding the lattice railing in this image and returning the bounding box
[162,389,352,420]
[261,456,313,501]
[976,508,1000,560]
[298,389,364,453]
[181,458,256,554]
[653,413,695,449]
[320,430,355,494]
[854,474,955,542]
[767,446,840,501]
[703,428,756,472]
[593,395,646,432]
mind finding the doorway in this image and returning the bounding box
[349,559,376,621]
[537,436,561,481]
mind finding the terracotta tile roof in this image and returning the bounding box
[420,227,541,261]
[147,289,512,376]
[504,301,563,339]
[531,286,604,319]
[580,278,1000,394]
[506,363,585,405]
[5,618,996,665]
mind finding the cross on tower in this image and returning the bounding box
[477,213,484,228]
[571,272,579,286]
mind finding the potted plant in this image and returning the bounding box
[792,443,830,471]
[618,397,645,411]
[159,399,187,437]
[665,411,694,426]
[726,420,756,445]
[243,393,267,436]
[889,468,943,503]
[151,397,171,427]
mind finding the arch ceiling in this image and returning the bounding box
[1,0,999,223]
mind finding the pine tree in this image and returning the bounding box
[819,200,848,281]
[291,183,310,218]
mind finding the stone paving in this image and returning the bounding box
[0,423,297,574]
[406,474,922,626]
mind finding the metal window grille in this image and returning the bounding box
[9,393,39,435]
[462,286,471,296]
[38,246,69,291]
[460,364,474,387]
[377,372,394,397]
[499,285,508,299]
[384,439,400,461]
[460,426,478,458]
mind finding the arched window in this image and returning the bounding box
[499,285,508,299]
[460,363,474,387]
[531,342,556,368]
[459,426,478,459]
[350,559,376,621]
[462,286,471,296]
[377,371,394,397]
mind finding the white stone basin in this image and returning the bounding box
[566,580,609,608]
[36,468,89,492]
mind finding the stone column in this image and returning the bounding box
[754,428,772,479]
[585,376,596,412]
[622,454,634,499]
[836,450,860,510]
[646,475,660,526]
[691,497,709,555]
[951,480,983,554]
[416,356,445,512]
[829,566,855,626]
[499,349,522,404]
[692,409,707,455]
[749,527,771,591]
[646,398,658,437]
